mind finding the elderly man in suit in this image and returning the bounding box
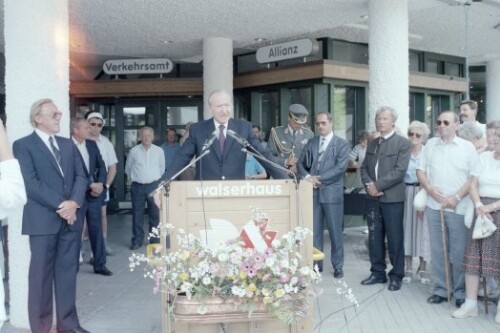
[13,99,89,333]
[360,106,411,292]
[268,104,314,174]
[164,90,287,181]
[71,117,112,276]
[298,112,350,278]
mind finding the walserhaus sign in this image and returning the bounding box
[103,58,174,75]
[256,38,319,64]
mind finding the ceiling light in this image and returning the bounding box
[254,38,267,42]
[360,15,369,19]
[161,40,173,44]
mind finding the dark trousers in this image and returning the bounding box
[82,196,106,270]
[28,224,81,333]
[366,200,405,280]
[130,181,160,246]
[313,193,344,271]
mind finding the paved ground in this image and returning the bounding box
[2,213,499,333]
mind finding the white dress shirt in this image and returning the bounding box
[35,129,63,175]
[94,134,118,171]
[72,137,90,172]
[473,151,500,198]
[125,143,165,184]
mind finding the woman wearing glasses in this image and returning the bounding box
[402,121,431,284]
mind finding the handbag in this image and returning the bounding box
[413,189,427,212]
[472,215,497,240]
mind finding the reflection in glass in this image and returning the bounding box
[166,106,198,126]
[124,107,146,126]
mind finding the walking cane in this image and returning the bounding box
[440,209,451,304]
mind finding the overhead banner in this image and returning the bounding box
[103,58,174,75]
[256,38,319,64]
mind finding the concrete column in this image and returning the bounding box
[486,58,500,123]
[4,0,69,328]
[368,0,409,134]
[203,38,233,119]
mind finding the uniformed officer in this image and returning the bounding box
[268,104,314,174]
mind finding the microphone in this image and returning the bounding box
[201,130,218,152]
[227,129,250,148]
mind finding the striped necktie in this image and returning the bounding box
[49,136,62,168]
[218,125,225,152]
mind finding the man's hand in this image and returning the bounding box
[90,182,104,197]
[441,195,459,210]
[428,186,446,204]
[67,215,77,225]
[57,200,79,220]
[365,182,383,197]
[309,175,322,188]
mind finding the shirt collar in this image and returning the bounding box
[382,131,395,140]
[213,119,228,128]
[35,128,52,143]
[72,136,85,145]
[320,132,334,141]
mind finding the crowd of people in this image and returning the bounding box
[0,93,499,332]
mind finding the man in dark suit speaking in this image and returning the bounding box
[164,90,287,181]
[360,106,411,292]
[13,99,89,333]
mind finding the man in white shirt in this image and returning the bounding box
[417,111,478,308]
[85,112,118,255]
[125,126,165,250]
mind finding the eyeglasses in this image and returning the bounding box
[39,112,62,119]
[89,122,103,128]
[407,132,422,138]
[436,120,451,126]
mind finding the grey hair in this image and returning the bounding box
[30,98,54,127]
[70,117,87,131]
[486,120,500,130]
[140,126,154,136]
[375,106,398,122]
[408,120,430,142]
[208,90,233,106]
[458,121,483,141]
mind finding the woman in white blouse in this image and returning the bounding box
[0,117,27,325]
[453,121,500,322]
[0,118,27,219]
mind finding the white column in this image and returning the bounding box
[4,0,69,328]
[203,38,233,119]
[486,58,500,123]
[368,0,409,133]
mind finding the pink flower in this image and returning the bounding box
[262,273,271,282]
[280,274,290,283]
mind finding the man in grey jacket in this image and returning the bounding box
[360,106,411,291]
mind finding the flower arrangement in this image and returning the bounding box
[129,209,322,325]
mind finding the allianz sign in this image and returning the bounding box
[256,38,319,64]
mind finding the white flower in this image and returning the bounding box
[217,252,229,262]
[202,276,212,285]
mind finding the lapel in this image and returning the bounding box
[80,140,91,176]
[223,119,238,159]
[32,132,63,178]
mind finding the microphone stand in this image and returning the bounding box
[242,148,298,190]
[150,149,211,196]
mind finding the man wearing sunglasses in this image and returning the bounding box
[417,111,478,308]
[85,112,118,256]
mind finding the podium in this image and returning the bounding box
[160,179,313,333]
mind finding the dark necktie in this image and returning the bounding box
[218,125,225,152]
[49,136,62,168]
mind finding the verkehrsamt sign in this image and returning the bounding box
[103,58,174,75]
[256,38,319,64]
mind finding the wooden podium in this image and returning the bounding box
[160,179,313,333]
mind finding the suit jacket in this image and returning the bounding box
[13,132,87,235]
[80,139,107,201]
[298,134,350,203]
[360,134,411,203]
[165,118,287,181]
[268,125,314,166]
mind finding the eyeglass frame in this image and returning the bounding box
[89,122,104,128]
[407,131,422,139]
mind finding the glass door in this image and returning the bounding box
[117,101,160,202]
